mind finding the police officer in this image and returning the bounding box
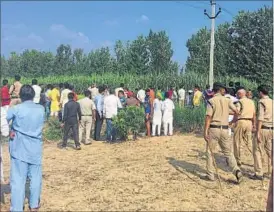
[252,85,273,180]
[78,90,96,145]
[233,88,256,166]
[203,82,243,183]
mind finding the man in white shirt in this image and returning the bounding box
[115,83,124,97]
[88,83,99,101]
[178,85,186,108]
[152,94,162,136]
[60,82,72,114]
[103,88,122,142]
[137,88,146,103]
[162,92,175,136]
[32,79,42,104]
[172,87,178,103]
[225,88,238,136]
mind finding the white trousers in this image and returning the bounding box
[152,113,162,136]
[1,105,9,183]
[163,117,173,136]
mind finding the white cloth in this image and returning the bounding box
[178,88,186,100]
[88,87,99,101]
[32,85,42,104]
[162,99,175,136]
[103,94,122,119]
[1,106,9,137]
[1,105,9,183]
[137,89,146,103]
[152,99,162,136]
[60,89,71,108]
[115,87,124,97]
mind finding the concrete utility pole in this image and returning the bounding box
[204,0,221,89]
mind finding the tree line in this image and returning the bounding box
[186,6,273,86]
[1,6,272,86]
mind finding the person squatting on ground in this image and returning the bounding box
[152,93,162,136]
[61,92,82,150]
[7,85,45,212]
[232,88,256,167]
[203,82,243,183]
[251,85,273,180]
[162,92,175,136]
[94,86,105,141]
[78,90,96,145]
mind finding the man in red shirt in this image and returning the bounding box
[1,79,11,106]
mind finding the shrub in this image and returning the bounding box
[113,106,145,140]
[174,105,206,133]
[43,118,63,141]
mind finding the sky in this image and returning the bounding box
[1,1,272,66]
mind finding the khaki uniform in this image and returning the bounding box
[9,81,22,106]
[206,93,240,179]
[233,97,255,165]
[253,96,273,176]
[78,97,96,144]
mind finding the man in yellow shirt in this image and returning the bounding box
[193,85,202,107]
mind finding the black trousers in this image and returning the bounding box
[62,123,80,147]
[94,111,103,141]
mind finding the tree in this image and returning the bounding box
[147,30,173,75]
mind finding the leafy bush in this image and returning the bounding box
[43,118,63,141]
[113,106,145,140]
[174,105,206,133]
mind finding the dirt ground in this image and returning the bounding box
[0,134,271,211]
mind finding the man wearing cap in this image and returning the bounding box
[203,82,243,183]
[232,88,256,167]
[252,85,273,180]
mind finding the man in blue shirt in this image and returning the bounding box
[94,86,105,141]
[144,89,152,136]
[7,85,45,212]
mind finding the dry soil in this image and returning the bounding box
[0,134,271,211]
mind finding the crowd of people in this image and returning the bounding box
[0,75,272,211]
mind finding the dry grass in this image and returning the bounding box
[0,134,270,211]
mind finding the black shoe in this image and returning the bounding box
[250,174,263,181]
[75,146,81,150]
[235,170,243,184]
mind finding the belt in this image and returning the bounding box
[210,125,229,129]
[238,118,252,121]
[262,126,273,130]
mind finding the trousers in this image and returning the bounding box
[206,128,240,179]
[179,99,185,108]
[233,120,253,165]
[163,116,173,136]
[106,119,116,142]
[79,116,93,144]
[94,112,103,141]
[10,157,42,212]
[152,112,162,136]
[253,128,273,176]
[62,123,80,147]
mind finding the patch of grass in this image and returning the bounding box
[43,118,63,141]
